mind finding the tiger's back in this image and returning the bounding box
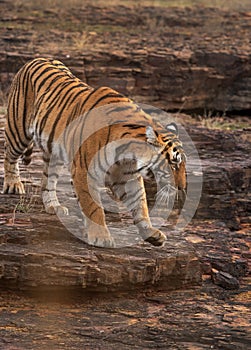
[3,58,187,248]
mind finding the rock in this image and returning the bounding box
[210,257,249,278]
[211,269,240,290]
[0,213,201,292]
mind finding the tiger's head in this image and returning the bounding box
[144,122,187,208]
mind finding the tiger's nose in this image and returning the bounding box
[174,152,181,163]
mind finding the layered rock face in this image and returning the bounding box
[0,6,250,112]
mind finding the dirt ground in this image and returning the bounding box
[0,1,250,349]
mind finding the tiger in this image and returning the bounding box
[3,58,187,248]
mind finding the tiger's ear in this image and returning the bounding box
[146,126,161,147]
[166,122,178,136]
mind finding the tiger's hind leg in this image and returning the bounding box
[21,141,34,165]
[112,175,166,246]
[3,157,25,194]
[41,153,69,216]
[3,141,33,194]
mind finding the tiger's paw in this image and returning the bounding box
[3,180,25,195]
[86,226,115,248]
[45,205,69,216]
[42,191,69,216]
[144,228,167,247]
[88,236,115,248]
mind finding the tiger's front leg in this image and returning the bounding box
[72,169,115,248]
[113,175,166,246]
[41,153,69,216]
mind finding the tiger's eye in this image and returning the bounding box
[168,141,172,147]
[173,147,177,152]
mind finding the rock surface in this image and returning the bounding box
[0,284,250,350]
[0,212,201,292]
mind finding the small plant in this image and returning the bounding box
[12,181,41,219]
[72,31,93,51]
[14,194,35,214]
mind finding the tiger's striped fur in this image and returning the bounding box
[3,58,186,248]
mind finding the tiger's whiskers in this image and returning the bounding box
[156,184,176,208]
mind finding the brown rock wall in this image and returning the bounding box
[0,5,251,111]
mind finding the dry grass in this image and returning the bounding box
[198,111,250,130]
